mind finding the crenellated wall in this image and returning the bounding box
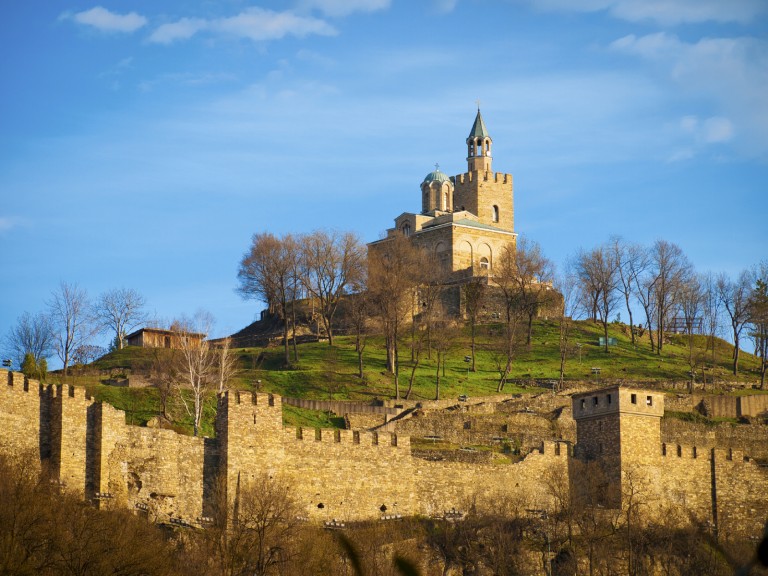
[1,371,766,538]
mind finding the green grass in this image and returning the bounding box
[47,318,763,435]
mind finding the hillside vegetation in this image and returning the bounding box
[40,318,764,436]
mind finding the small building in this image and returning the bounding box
[125,327,205,349]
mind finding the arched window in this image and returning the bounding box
[492,205,499,222]
[443,192,449,211]
[401,223,411,237]
[479,257,490,269]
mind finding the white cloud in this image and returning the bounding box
[432,0,459,13]
[679,115,733,144]
[67,6,147,33]
[214,9,336,40]
[612,33,768,158]
[701,117,734,143]
[149,18,208,44]
[298,0,390,18]
[0,216,28,234]
[148,8,336,44]
[532,0,766,25]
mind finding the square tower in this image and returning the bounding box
[572,387,663,508]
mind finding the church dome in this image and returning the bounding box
[422,168,451,185]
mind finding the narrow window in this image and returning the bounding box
[443,192,449,211]
[646,395,653,406]
[607,394,612,404]
[492,205,499,222]
[580,399,586,410]
[593,396,598,406]
[631,394,637,404]
[401,223,411,237]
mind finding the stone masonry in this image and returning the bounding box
[1,371,767,540]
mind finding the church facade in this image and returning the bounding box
[369,109,517,284]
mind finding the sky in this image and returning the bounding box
[1,0,767,363]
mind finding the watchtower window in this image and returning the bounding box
[492,205,499,222]
[631,393,637,404]
[646,395,653,406]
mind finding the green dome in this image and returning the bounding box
[422,168,450,185]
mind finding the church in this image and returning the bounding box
[368,108,517,285]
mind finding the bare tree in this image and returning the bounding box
[555,265,580,390]
[214,337,239,394]
[577,243,620,352]
[634,266,658,353]
[678,274,705,391]
[92,287,147,350]
[201,473,300,576]
[462,277,486,373]
[513,237,555,348]
[700,271,722,365]
[47,281,95,376]
[237,233,300,367]
[748,262,768,388]
[4,311,54,368]
[367,234,425,399]
[612,237,648,347]
[174,311,215,437]
[301,230,364,346]
[432,318,457,400]
[493,240,537,392]
[647,240,692,355]
[717,269,752,376]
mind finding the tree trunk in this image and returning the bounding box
[281,301,290,366]
[470,319,477,372]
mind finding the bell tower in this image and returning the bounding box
[466,107,492,173]
[453,108,514,233]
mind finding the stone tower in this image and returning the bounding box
[452,108,514,233]
[571,386,663,508]
[370,108,517,286]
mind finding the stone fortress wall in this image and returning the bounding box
[1,371,766,538]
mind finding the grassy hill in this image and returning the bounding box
[46,318,764,435]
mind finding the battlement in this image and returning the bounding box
[540,440,570,457]
[4,371,44,394]
[228,389,281,408]
[572,386,664,420]
[661,443,708,460]
[51,383,92,402]
[453,171,512,185]
[285,426,409,449]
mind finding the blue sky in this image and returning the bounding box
[1,0,766,358]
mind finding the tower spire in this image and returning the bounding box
[467,107,492,172]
